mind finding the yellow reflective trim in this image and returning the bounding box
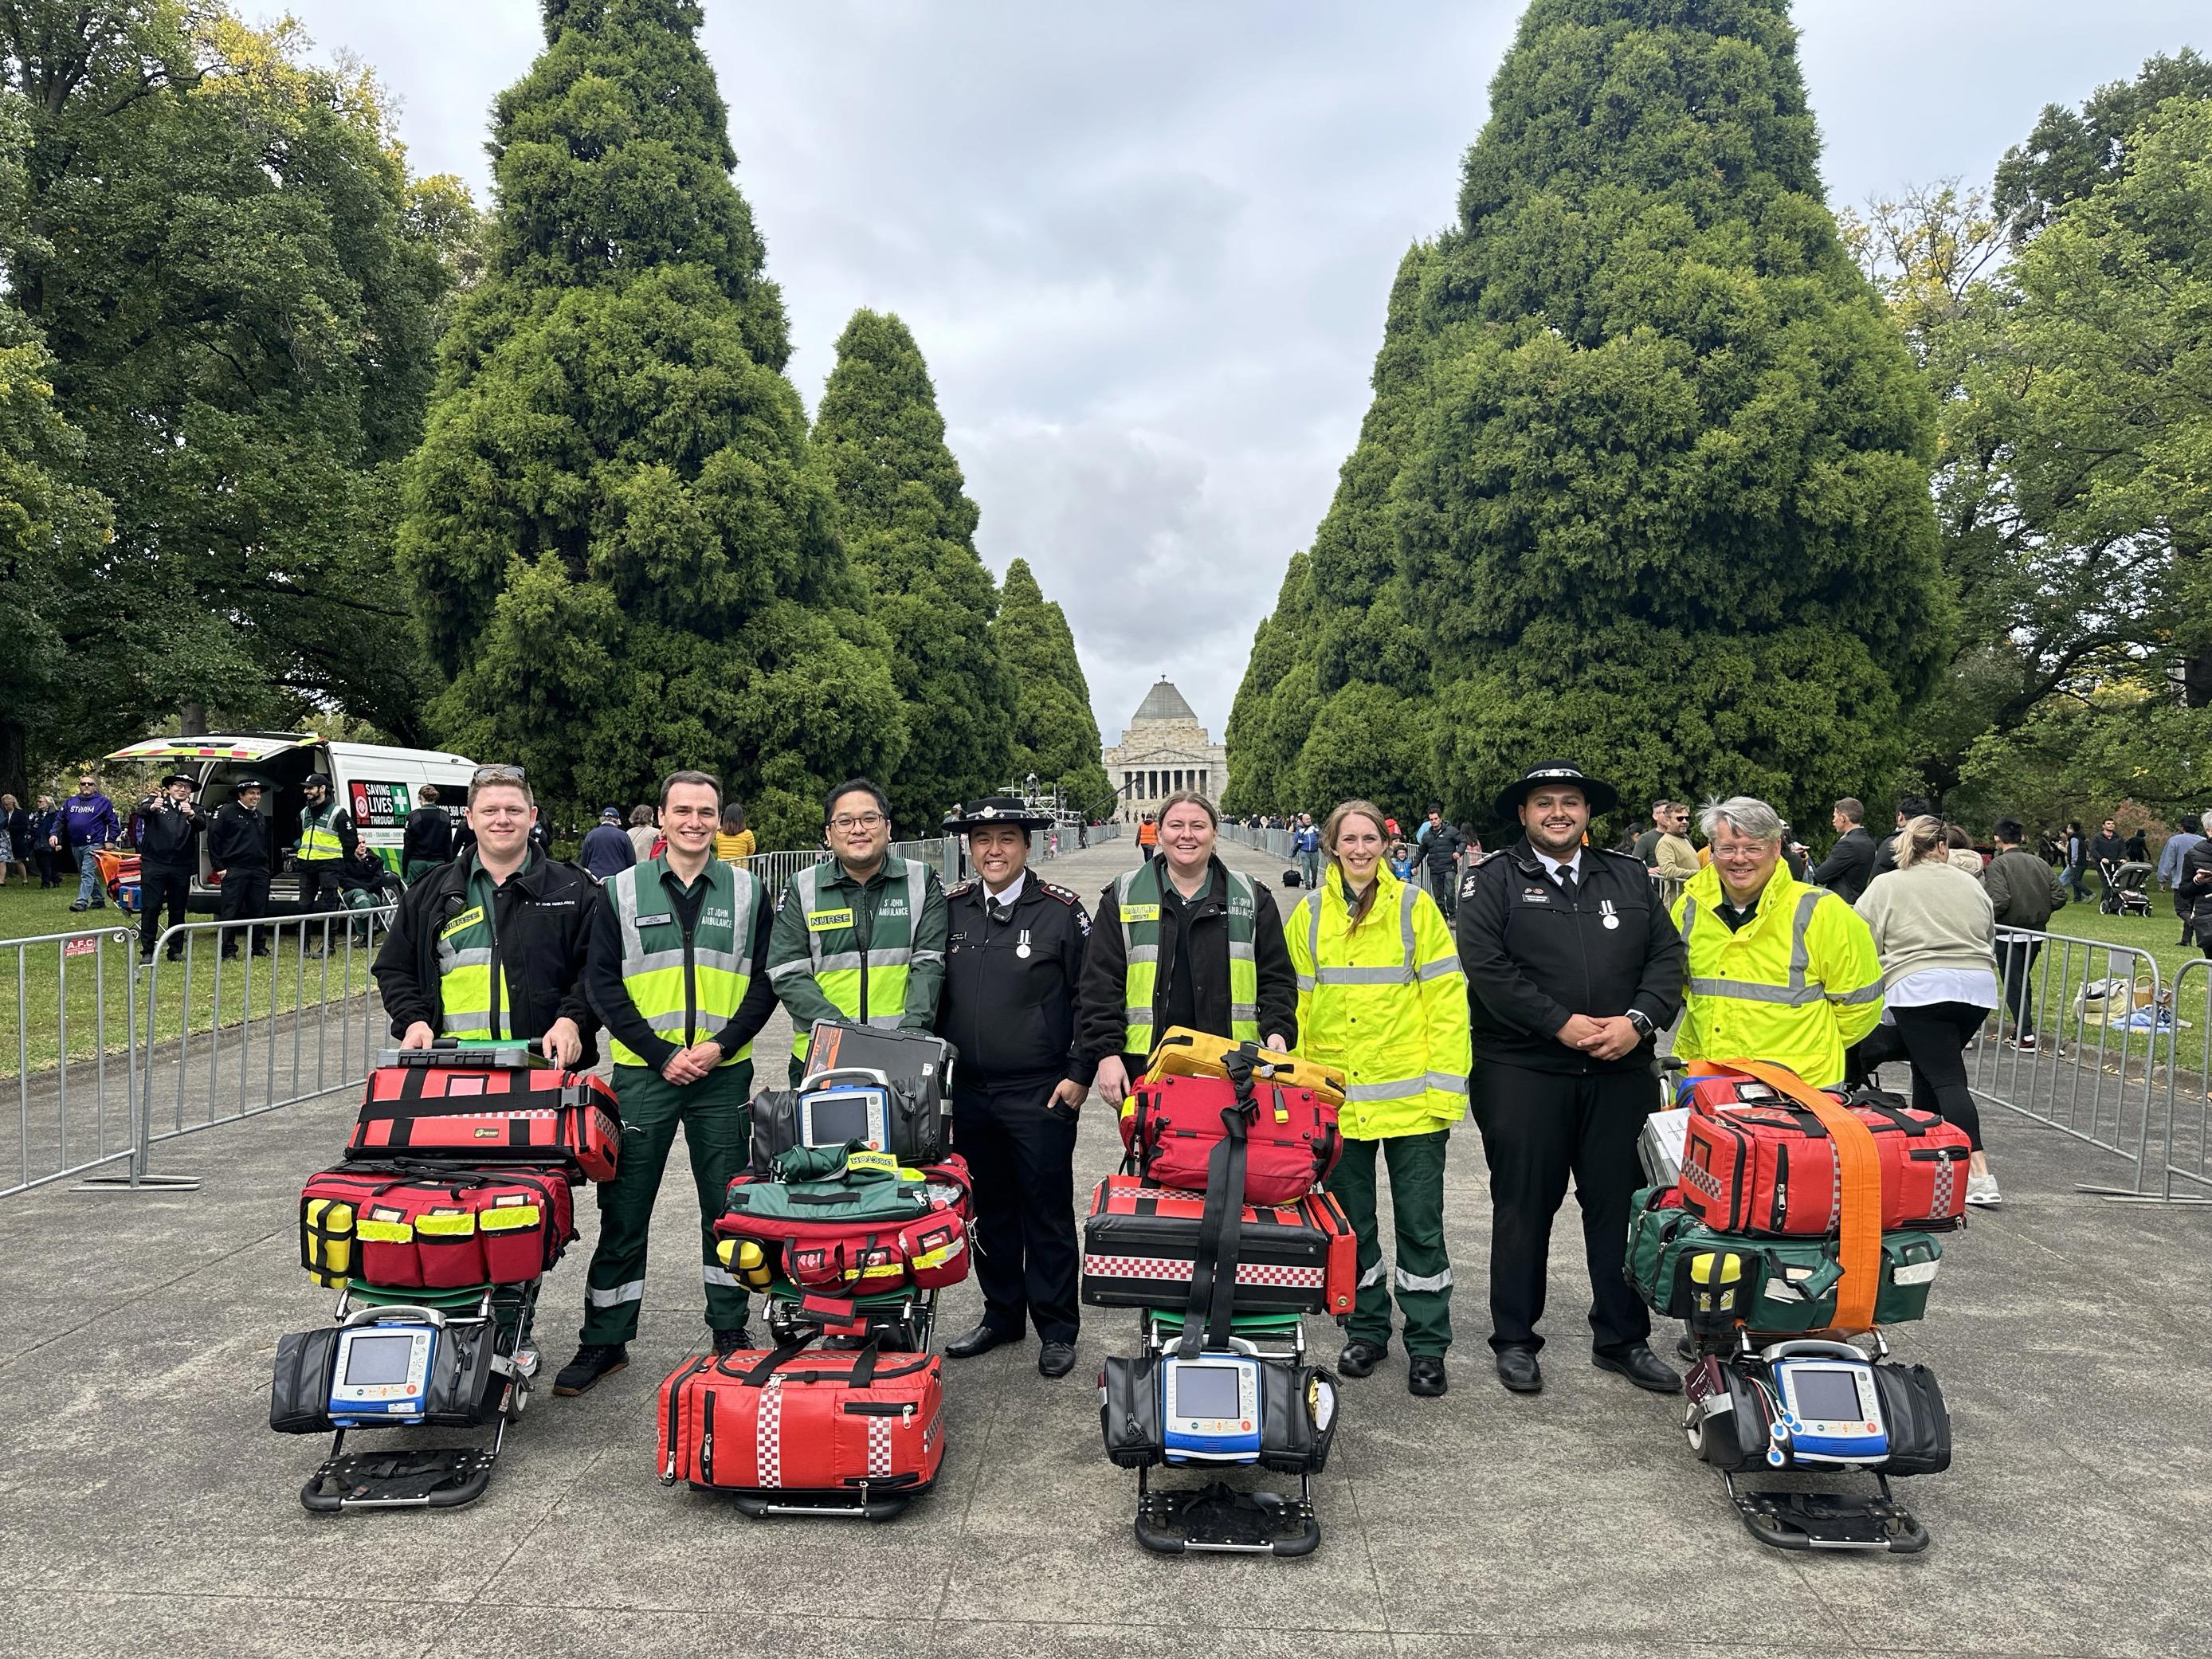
[808,908,855,932]
[478,1203,540,1233]
[414,1210,477,1238]
[845,1147,900,1179]
[1122,904,1160,923]
[355,1218,414,1243]
[440,904,485,940]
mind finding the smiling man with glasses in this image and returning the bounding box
[764,777,950,1084]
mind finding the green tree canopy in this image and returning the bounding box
[400,0,902,845]
[814,309,1012,831]
[0,5,463,794]
[1994,48,2212,245]
[992,558,1112,818]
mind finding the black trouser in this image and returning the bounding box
[34,846,61,887]
[952,1073,1080,1343]
[1998,938,2043,1037]
[218,868,270,955]
[296,862,339,919]
[1850,1003,1989,1151]
[1471,1059,1652,1355]
[138,863,191,960]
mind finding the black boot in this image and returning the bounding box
[553,1343,629,1396]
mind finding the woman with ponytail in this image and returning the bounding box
[1284,800,1471,1398]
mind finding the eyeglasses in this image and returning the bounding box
[830,812,886,831]
[472,764,527,784]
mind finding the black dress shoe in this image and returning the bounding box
[1495,1347,1542,1393]
[943,1324,1017,1359]
[1594,1343,1681,1394]
[1037,1340,1077,1378]
[552,1343,628,1396]
[1336,1339,1387,1379]
[1408,1355,1447,1397]
[712,1326,751,1358]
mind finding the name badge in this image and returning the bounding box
[1520,888,1550,905]
[439,904,484,939]
[633,912,674,928]
[808,908,855,933]
[1122,903,1161,923]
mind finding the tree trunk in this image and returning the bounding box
[2182,647,2212,711]
[0,716,29,810]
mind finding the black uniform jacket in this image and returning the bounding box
[372,850,600,1065]
[402,805,453,865]
[135,798,202,867]
[1077,855,1297,1067]
[207,803,269,873]
[1454,838,1685,1076]
[1810,826,1877,905]
[937,874,1096,1088]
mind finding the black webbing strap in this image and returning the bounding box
[732,1332,818,1386]
[1176,1074,1254,1360]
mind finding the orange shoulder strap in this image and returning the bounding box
[1692,1058,1882,1333]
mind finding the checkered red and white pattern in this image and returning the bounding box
[867,1416,893,1478]
[1082,1253,1323,1289]
[755,1375,782,1488]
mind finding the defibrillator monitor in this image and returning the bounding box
[1160,1353,1262,1464]
[327,1323,437,1425]
[800,1084,889,1151]
[1772,1358,1888,1465]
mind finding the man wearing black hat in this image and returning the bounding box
[1455,761,1685,1397]
[935,797,1096,1378]
[209,779,272,957]
[135,773,204,966]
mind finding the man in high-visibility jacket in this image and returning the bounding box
[555,770,778,1398]
[764,779,949,1084]
[1671,794,1886,1091]
[294,773,359,924]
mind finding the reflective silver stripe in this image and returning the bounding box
[1307,889,1322,971]
[868,947,914,969]
[909,949,944,967]
[614,866,645,963]
[1315,964,1410,985]
[442,947,492,970]
[767,959,814,982]
[1416,955,1461,981]
[693,947,747,977]
[1394,1265,1453,1293]
[1124,1006,1151,1029]
[703,1263,740,1288]
[1677,896,1697,943]
[1126,944,1160,967]
[1118,869,1144,902]
[1688,977,1825,1006]
[797,865,825,971]
[1789,890,1821,986]
[1398,882,1417,971]
[1357,1259,1387,1289]
[626,947,689,976]
[441,1010,491,1032]
[1296,973,1316,993]
[1828,982,1884,1006]
[728,868,758,978]
[1344,1077,1429,1102]
[643,1010,694,1033]
[1426,1071,1469,1095]
[586,1279,646,1307]
[1229,1002,1257,1024]
[865,1014,903,1030]
[813,951,866,974]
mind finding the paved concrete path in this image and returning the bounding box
[2,833,2209,1657]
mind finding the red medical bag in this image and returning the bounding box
[1120,1073,1340,1205]
[657,1340,945,1497]
[713,1159,974,1297]
[1081,1176,1355,1316]
[349,1058,619,1182]
[299,1163,576,1288]
[1678,1073,1972,1236]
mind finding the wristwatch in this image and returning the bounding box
[1624,1009,1655,1042]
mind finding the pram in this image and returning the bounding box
[2104,860,2155,919]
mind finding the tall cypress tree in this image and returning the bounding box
[1402,0,1947,826]
[814,310,1012,830]
[992,558,1112,817]
[399,0,901,844]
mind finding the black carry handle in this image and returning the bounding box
[1176,1084,1256,1360]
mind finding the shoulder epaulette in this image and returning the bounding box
[1038,880,1080,906]
[947,879,975,899]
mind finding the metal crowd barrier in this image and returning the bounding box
[1965,928,2174,1201]
[740,836,962,896]
[1220,822,1298,860]
[0,927,138,1198]
[2151,958,2212,1205]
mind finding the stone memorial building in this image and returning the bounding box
[1101,677,1230,825]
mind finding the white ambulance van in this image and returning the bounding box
[104,733,478,912]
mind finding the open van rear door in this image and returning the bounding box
[105,735,317,763]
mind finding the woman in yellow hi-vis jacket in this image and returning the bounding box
[1286,799,1471,1399]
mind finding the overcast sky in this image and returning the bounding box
[275,1,2203,748]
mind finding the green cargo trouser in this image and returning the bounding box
[1326,1128,1453,1356]
[579,1062,752,1345]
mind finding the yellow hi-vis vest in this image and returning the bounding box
[1669,863,1886,1088]
[299,802,346,863]
[606,856,762,1069]
[1285,866,1470,1139]
[1118,859,1258,1057]
[435,873,513,1041]
[778,854,931,1063]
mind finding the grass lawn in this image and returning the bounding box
[0,877,385,1081]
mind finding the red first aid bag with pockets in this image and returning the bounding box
[299,1163,576,1288]
[349,1058,619,1182]
[1081,1176,1355,1316]
[1120,1073,1340,1205]
[1677,1069,1971,1236]
[657,1339,945,1499]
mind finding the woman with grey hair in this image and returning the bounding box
[1852,816,2004,1206]
[1670,795,1887,1089]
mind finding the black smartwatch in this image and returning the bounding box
[1625,1009,1655,1042]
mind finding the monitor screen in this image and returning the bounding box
[1791,1367,1862,1422]
[1173,1363,1241,1419]
[344,1332,417,1386]
[808,1092,875,1146]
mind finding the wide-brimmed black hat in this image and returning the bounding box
[1492,759,1620,819]
[944,795,1053,833]
[159,772,199,790]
